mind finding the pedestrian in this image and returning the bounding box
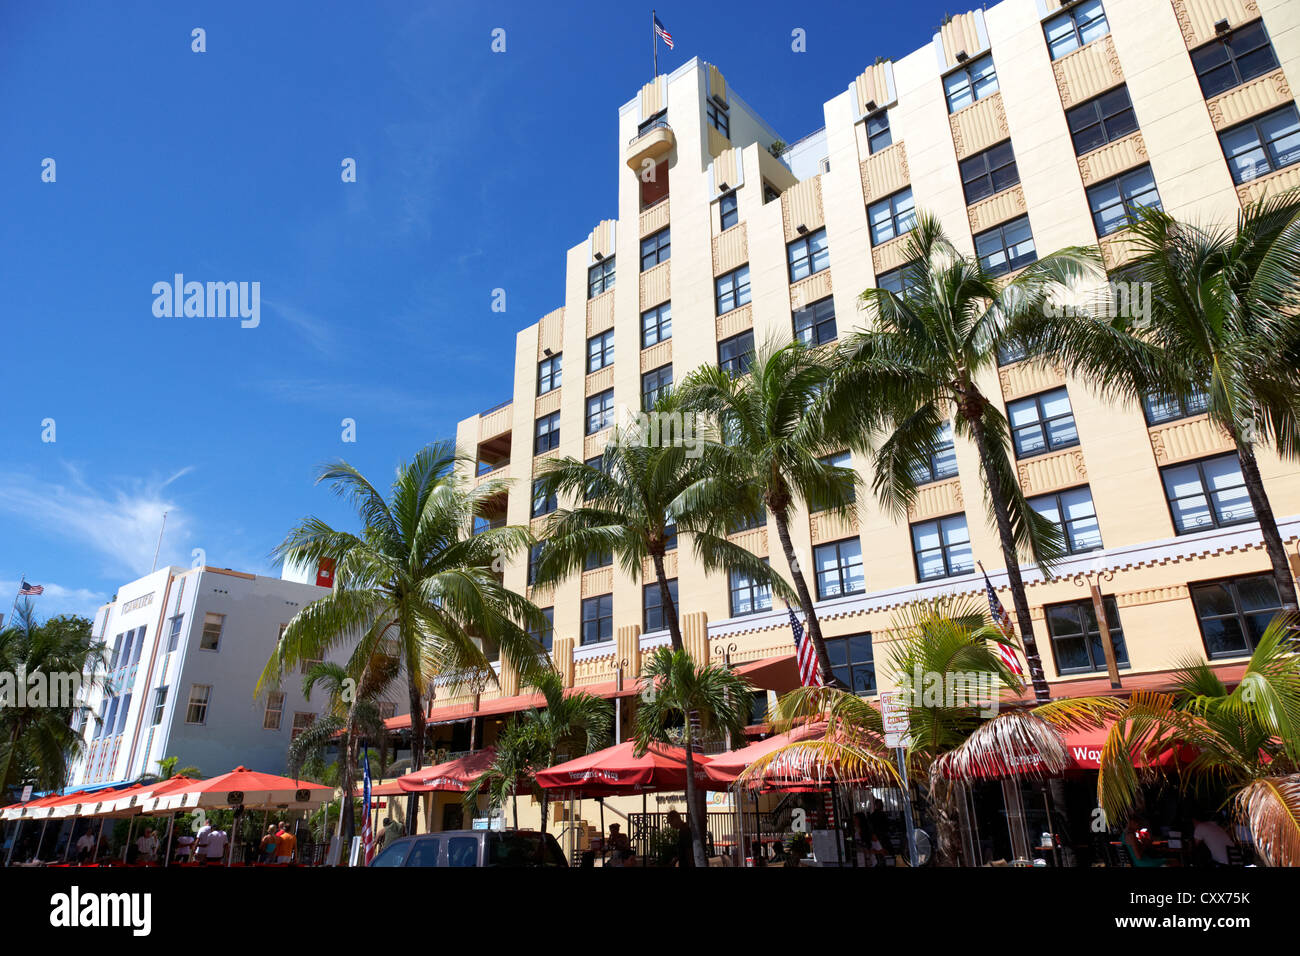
[1191,809,1236,867]
[274,820,297,864]
[194,818,213,861]
[174,834,195,862]
[75,830,95,863]
[606,823,630,866]
[381,816,405,850]
[204,825,229,865]
[259,823,279,863]
[666,809,693,868]
[136,827,159,864]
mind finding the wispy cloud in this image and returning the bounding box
[0,580,108,622]
[264,299,339,357]
[0,464,193,579]
[248,377,459,421]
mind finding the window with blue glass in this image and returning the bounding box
[911,514,973,581]
[787,228,829,282]
[1029,485,1102,554]
[715,265,752,315]
[793,297,837,346]
[1045,597,1128,675]
[1087,165,1162,237]
[944,54,998,113]
[718,330,755,376]
[827,634,876,695]
[1009,388,1078,459]
[1043,0,1109,60]
[975,215,1036,276]
[1218,105,1300,185]
[1161,454,1254,534]
[910,422,958,484]
[643,578,679,633]
[642,303,672,348]
[814,537,865,600]
[1191,20,1279,98]
[868,188,916,246]
[640,227,671,271]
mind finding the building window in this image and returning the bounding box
[865,110,892,154]
[1191,20,1280,98]
[642,364,673,409]
[729,505,767,534]
[960,140,1019,205]
[868,188,916,246]
[199,613,224,651]
[793,297,836,346]
[1044,597,1128,675]
[116,694,132,735]
[729,566,773,617]
[827,634,876,695]
[1044,0,1109,60]
[151,686,168,727]
[1029,486,1102,554]
[1191,574,1285,659]
[876,262,920,297]
[911,514,973,581]
[638,110,667,136]
[584,548,613,572]
[719,192,739,231]
[263,691,284,730]
[787,227,830,282]
[531,479,557,518]
[643,578,679,633]
[1009,387,1078,459]
[763,182,781,204]
[1218,105,1300,185]
[581,594,613,645]
[944,53,999,113]
[530,607,555,651]
[642,303,672,348]
[185,684,211,725]
[910,422,958,484]
[299,644,323,675]
[534,411,560,455]
[640,227,671,271]
[527,542,546,585]
[1087,165,1162,237]
[291,712,316,741]
[997,341,1029,366]
[537,354,562,395]
[1161,454,1253,534]
[1066,86,1139,155]
[814,537,865,600]
[718,330,755,376]
[975,215,1037,276]
[586,389,615,435]
[131,628,145,664]
[811,451,854,512]
[587,329,615,373]
[587,258,615,298]
[706,98,729,137]
[1142,386,1210,425]
[715,265,752,315]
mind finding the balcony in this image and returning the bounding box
[626,118,675,170]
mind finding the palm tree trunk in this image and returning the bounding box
[338,734,357,864]
[651,551,684,652]
[969,418,1052,704]
[1235,437,1299,612]
[405,679,424,834]
[771,508,838,685]
[682,737,708,867]
[539,790,549,836]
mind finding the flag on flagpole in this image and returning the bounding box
[18,581,44,596]
[361,747,375,865]
[981,569,1024,676]
[787,604,823,687]
[653,15,674,49]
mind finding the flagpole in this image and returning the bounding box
[7,571,26,629]
[652,9,658,78]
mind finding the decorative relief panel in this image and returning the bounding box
[809,507,860,545]
[640,339,672,373]
[949,92,1008,160]
[967,185,1026,233]
[1148,415,1234,465]
[1207,70,1291,130]
[781,177,825,242]
[1171,0,1260,48]
[998,359,1067,402]
[586,289,615,336]
[1052,35,1123,108]
[860,142,910,203]
[716,303,753,341]
[713,223,748,275]
[790,270,833,312]
[906,479,964,522]
[1078,132,1147,186]
[639,260,671,310]
[640,198,670,237]
[1015,448,1087,495]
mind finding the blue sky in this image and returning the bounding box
[2,0,956,620]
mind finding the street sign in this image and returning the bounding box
[21,785,33,803]
[880,691,909,733]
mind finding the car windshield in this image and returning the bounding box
[404,838,440,866]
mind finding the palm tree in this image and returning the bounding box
[511,668,611,835]
[752,597,1116,864]
[1095,613,1300,866]
[463,716,542,829]
[287,658,397,855]
[678,342,860,683]
[532,391,790,653]
[632,647,753,867]
[1025,197,1300,612]
[832,214,1101,702]
[260,441,551,834]
[141,755,202,783]
[0,603,105,797]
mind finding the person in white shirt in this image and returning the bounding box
[75,831,95,863]
[136,827,159,863]
[204,827,229,864]
[1192,811,1236,866]
[174,834,195,862]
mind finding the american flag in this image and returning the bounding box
[982,569,1024,676]
[788,605,823,687]
[18,581,44,596]
[361,747,375,865]
[654,15,674,50]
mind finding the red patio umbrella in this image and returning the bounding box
[535,741,712,797]
[703,722,829,789]
[141,766,333,812]
[396,748,497,793]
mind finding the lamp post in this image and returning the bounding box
[1069,562,1121,690]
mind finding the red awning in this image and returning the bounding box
[397,748,498,793]
[383,680,641,732]
[731,655,801,693]
[535,741,712,797]
[702,722,828,788]
[355,780,408,798]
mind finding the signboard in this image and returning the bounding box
[20,785,33,803]
[315,558,336,589]
[880,691,910,748]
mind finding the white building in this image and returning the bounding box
[69,564,381,786]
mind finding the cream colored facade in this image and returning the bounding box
[444,0,1300,738]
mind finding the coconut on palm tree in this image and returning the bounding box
[678,342,861,684]
[532,391,791,653]
[261,442,551,834]
[632,647,753,867]
[832,214,1102,702]
[1025,196,1300,613]
[1094,613,1300,866]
